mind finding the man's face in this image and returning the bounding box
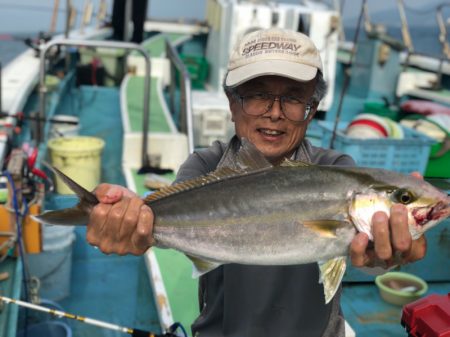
[228,75,317,164]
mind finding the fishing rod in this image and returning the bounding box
[0,296,186,337]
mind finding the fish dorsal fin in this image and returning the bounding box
[218,137,273,171]
[186,255,223,277]
[318,256,347,304]
[234,138,273,171]
[280,158,311,167]
[144,166,244,203]
[145,138,272,203]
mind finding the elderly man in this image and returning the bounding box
[88,28,426,337]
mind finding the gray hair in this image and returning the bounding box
[223,70,328,105]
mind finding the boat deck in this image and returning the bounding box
[13,81,162,336]
[342,281,450,337]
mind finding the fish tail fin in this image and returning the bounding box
[32,165,99,226]
[318,256,347,304]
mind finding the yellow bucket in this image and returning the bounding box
[48,136,105,195]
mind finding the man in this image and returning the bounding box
[88,28,426,336]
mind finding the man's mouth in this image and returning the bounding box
[258,128,284,136]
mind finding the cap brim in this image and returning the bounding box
[225,60,318,87]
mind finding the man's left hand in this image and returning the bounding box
[349,172,427,269]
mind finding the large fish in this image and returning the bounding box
[34,140,450,303]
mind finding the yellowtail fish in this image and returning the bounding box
[34,140,450,303]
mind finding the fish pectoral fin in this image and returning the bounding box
[318,257,347,304]
[303,220,349,238]
[186,255,223,278]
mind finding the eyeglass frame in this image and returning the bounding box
[230,91,314,123]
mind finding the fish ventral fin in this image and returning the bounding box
[145,138,273,203]
[303,220,348,238]
[318,257,347,304]
[186,255,223,278]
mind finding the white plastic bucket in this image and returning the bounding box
[28,227,76,301]
[42,224,76,251]
[48,136,105,194]
[50,115,80,138]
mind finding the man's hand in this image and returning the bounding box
[86,183,155,255]
[349,172,427,269]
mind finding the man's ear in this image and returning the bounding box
[226,91,237,122]
[307,102,319,121]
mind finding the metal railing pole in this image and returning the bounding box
[164,40,194,154]
[39,39,152,169]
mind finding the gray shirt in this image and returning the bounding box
[175,137,355,337]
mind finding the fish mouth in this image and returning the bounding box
[413,199,450,226]
[430,199,450,220]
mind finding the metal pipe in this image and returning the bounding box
[0,62,2,114]
[39,39,152,169]
[124,0,133,42]
[164,40,194,154]
[65,0,71,39]
[49,0,60,35]
[436,4,450,59]
[64,0,72,71]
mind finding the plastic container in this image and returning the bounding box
[375,272,428,306]
[42,224,76,251]
[17,321,72,337]
[401,116,450,178]
[318,121,436,174]
[179,54,209,89]
[364,101,403,121]
[401,293,450,337]
[48,136,105,194]
[305,119,323,147]
[426,141,450,178]
[28,229,75,301]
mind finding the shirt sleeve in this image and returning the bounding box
[174,141,226,184]
[309,143,356,166]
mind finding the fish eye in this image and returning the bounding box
[392,189,415,205]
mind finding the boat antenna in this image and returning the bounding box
[396,0,414,54]
[435,3,450,90]
[328,0,366,149]
[0,295,187,337]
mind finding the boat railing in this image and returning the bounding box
[38,39,155,172]
[165,39,194,154]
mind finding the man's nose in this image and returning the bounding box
[266,97,284,120]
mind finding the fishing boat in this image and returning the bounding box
[0,1,449,337]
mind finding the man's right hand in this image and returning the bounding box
[86,183,155,255]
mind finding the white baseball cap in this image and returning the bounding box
[225,27,323,87]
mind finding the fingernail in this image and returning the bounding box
[373,212,386,223]
[105,189,119,199]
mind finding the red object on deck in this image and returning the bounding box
[401,293,450,337]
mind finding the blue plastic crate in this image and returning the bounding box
[305,119,323,147]
[317,121,436,174]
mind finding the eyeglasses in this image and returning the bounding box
[233,92,313,122]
